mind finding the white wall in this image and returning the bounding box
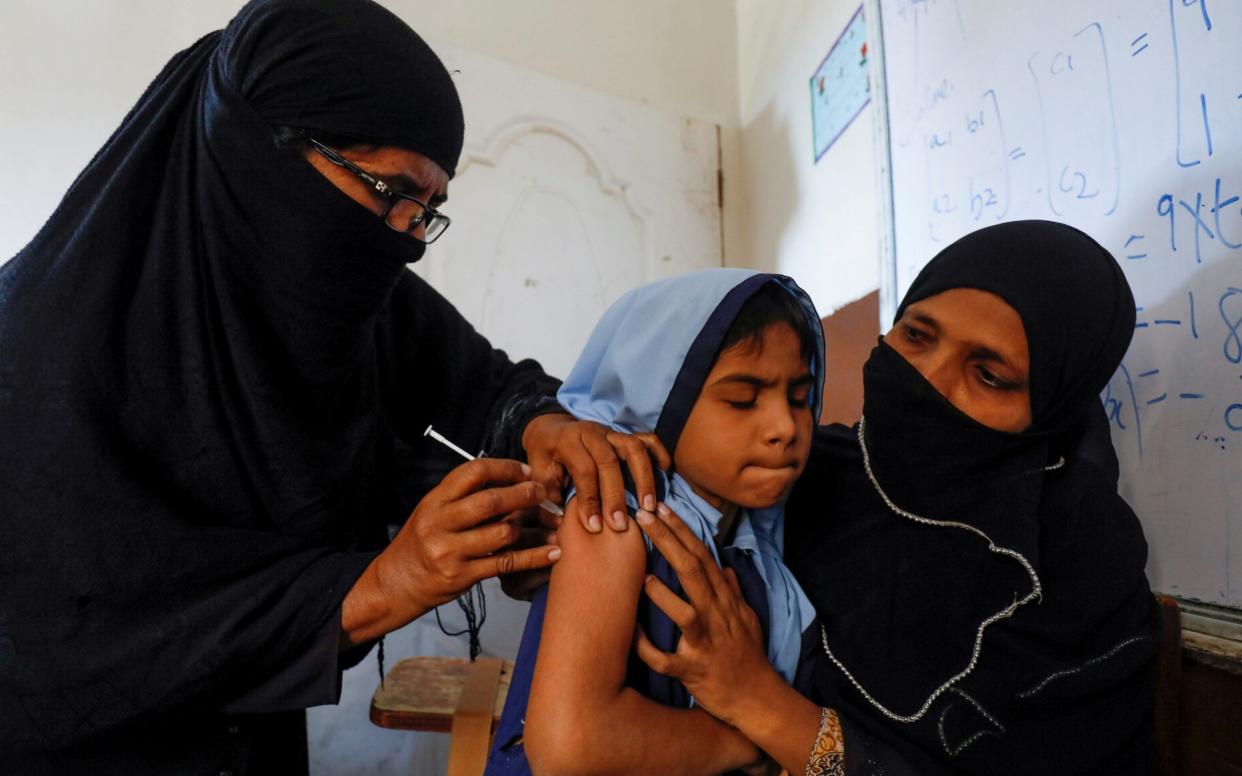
[0,2,239,262]
[387,0,739,127]
[724,0,882,316]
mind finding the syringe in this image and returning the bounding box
[423,425,565,516]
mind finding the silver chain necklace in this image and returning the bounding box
[817,416,1063,724]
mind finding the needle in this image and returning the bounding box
[424,425,565,517]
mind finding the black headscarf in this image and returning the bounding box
[0,0,553,764]
[787,221,1159,775]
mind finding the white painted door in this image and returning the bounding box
[308,46,722,776]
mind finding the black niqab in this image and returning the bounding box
[787,221,1158,775]
[1,1,555,770]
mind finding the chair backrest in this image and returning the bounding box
[1153,594,1182,776]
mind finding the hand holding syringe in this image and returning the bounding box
[341,429,560,648]
[424,425,565,517]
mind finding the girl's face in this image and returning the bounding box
[884,287,1032,432]
[674,322,815,514]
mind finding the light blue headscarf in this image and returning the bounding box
[557,269,822,684]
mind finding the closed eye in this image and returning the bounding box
[903,323,931,344]
[976,365,1020,391]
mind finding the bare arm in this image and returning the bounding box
[497,416,672,602]
[524,500,759,776]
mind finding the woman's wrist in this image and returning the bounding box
[714,663,789,730]
[520,410,570,456]
[716,719,765,773]
[723,667,826,773]
[339,554,403,649]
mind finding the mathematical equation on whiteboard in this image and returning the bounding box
[1104,287,1242,460]
[885,0,1241,458]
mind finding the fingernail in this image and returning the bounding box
[635,509,654,526]
[611,510,628,530]
[645,574,656,585]
[587,514,602,532]
[657,502,671,517]
[520,463,532,477]
[642,494,655,511]
[533,482,547,499]
[548,547,562,560]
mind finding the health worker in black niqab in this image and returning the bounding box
[627,221,1160,776]
[0,1,639,773]
[784,220,1160,775]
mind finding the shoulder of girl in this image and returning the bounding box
[558,498,646,564]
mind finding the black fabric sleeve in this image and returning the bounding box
[232,271,562,714]
[1,524,379,751]
[837,711,930,776]
[0,272,557,753]
[375,270,561,462]
[485,393,567,462]
[217,554,378,715]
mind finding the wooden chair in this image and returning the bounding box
[371,656,514,776]
[1153,594,1183,776]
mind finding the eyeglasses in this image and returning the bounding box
[306,137,451,244]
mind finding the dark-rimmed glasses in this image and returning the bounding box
[306,137,451,243]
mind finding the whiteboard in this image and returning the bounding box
[874,0,1242,608]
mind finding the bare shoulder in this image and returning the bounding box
[555,497,647,575]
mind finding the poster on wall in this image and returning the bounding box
[810,5,871,162]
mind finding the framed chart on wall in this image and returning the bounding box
[810,5,871,163]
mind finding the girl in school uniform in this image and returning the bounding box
[487,270,825,775]
[634,221,1160,775]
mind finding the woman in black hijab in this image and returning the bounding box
[0,1,665,772]
[628,220,1159,775]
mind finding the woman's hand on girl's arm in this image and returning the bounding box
[502,415,670,600]
[634,504,833,775]
[524,499,761,776]
[631,504,771,722]
[521,413,671,531]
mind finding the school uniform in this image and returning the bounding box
[484,271,826,775]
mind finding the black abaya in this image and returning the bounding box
[788,221,1159,775]
[0,1,558,772]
